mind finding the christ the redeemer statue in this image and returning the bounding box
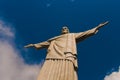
[24,21,108,80]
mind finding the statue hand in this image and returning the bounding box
[24,44,34,48]
[96,21,109,30]
[99,21,109,27]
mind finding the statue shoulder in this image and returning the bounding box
[47,35,62,42]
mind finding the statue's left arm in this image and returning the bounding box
[75,21,109,43]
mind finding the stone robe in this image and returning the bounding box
[34,28,97,80]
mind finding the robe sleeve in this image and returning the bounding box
[34,41,50,49]
[75,28,98,43]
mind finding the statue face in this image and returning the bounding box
[61,26,69,34]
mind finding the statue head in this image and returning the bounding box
[61,26,69,34]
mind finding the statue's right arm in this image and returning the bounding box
[24,41,50,49]
[24,44,34,48]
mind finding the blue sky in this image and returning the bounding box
[0,0,120,80]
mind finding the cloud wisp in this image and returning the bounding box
[0,20,40,80]
[104,67,120,80]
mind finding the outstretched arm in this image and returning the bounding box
[95,21,109,30]
[75,21,109,43]
[24,41,50,49]
[24,44,34,48]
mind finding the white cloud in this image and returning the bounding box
[0,20,41,80]
[0,21,14,38]
[104,67,120,80]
